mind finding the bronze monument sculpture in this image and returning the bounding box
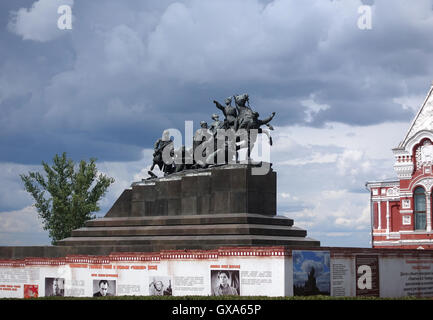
[148,93,277,178]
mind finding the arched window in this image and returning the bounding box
[414,186,427,230]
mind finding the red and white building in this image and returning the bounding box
[366,83,433,249]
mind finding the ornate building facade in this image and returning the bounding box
[366,83,433,249]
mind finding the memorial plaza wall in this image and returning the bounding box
[0,246,432,298]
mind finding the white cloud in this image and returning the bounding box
[279,192,299,201]
[325,232,352,237]
[273,121,410,160]
[0,163,40,212]
[279,151,338,166]
[321,189,347,200]
[336,149,364,175]
[144,0,344,83]
[103,25,146,75]
[0,206,49,246]
[393,94,426,113]
[301,94,330,123]
[334,204,371,230]
[90,148,155,215]
[8,0,73,42]
[0,206,43,233]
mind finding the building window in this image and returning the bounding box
[402,199,411,209]
[414,186,427,230]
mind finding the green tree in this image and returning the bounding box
[20,152,115,244]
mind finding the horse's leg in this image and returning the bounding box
[260,129,272,146]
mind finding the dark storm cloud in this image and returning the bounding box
[1,0,433,164]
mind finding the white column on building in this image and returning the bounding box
[426,191,431,232]
[386,200,390,234]
[378,200,382,229]
[370,199,374,236]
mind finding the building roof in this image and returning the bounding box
[398,81,433,149]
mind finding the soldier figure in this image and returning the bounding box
[209,113,223,134]
[213,97,238,130]
[150,130,174,175]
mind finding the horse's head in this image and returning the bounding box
[234,93,249,107]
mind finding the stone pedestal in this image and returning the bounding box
[106,163,276,217]
[56,164,320,252]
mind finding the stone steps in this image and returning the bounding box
[57,212,318,250]
[57,234,319,247]
[84,213,293,227]
[70,224,305,238]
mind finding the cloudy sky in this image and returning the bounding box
[1,0,433,248]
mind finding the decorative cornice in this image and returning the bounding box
[394,168,413,180]
[386,186,400,197]
[411,177,433,192]
[365,180,399,189]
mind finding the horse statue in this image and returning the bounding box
[147,93,276,179]
[233,93,275,158]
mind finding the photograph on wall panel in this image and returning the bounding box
[45,277,65,297]
[210,270,240,296]
[93,279,116,297]
[293,250,330,296]
[149,276,172,296]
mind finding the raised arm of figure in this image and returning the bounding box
[259,112,276,125]
[213,100,225,112]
